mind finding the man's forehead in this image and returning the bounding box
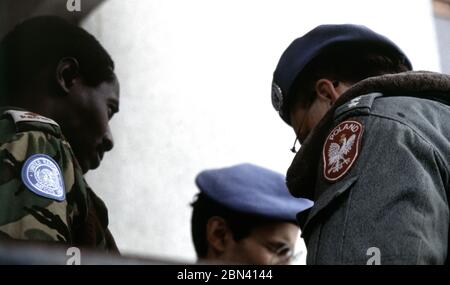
[100,77,120,100]
[112,77,120,99]
[250,222,299,243]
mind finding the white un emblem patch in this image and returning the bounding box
[21,154,65,202]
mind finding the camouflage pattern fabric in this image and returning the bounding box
[0,107,118,253]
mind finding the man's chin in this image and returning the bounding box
[79,160,90,174]
[79,158,100,174]
[75,152,102,174]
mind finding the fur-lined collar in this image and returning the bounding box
[286,71,450,199]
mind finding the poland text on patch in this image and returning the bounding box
[21,154,65,201]
[323,120,363,182]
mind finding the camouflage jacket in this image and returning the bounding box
[0,107,118,253]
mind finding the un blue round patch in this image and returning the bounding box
[21,154,65,202]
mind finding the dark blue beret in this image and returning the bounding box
[272,24,412,125]
[195,163,313,222]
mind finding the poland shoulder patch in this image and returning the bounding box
[21,154,65,201]
[323,120,363,182]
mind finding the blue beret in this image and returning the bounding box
[272,24,412,125]
[195,163,313,222]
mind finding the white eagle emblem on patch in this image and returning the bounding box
[327,134,356,174]
[21,154,65,201]
[323,120,363,182]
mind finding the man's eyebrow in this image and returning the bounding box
[268,240,291,249]
[109,99,119,112]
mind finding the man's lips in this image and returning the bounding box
[92,151,103,169]
[99,150,105,161]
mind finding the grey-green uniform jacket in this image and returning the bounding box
[288,71,450,264]
[0,107,118,253]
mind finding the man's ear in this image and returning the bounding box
[206,216,232,257]
[314,79,340,106]
[56,57,80,94]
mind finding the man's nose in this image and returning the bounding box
[102,126,114,152]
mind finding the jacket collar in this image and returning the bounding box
[286,71,450,199]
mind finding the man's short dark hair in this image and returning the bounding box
[282,43,410,116]
[191,193,279,258]
[0,16,115,102]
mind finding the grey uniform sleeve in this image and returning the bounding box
[305,115,449,264]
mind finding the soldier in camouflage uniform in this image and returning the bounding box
[0,17,119,252]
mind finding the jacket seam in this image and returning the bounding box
[368,113,450,181]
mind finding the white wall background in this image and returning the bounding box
[82,0,440,262]
[435,16,450,73]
